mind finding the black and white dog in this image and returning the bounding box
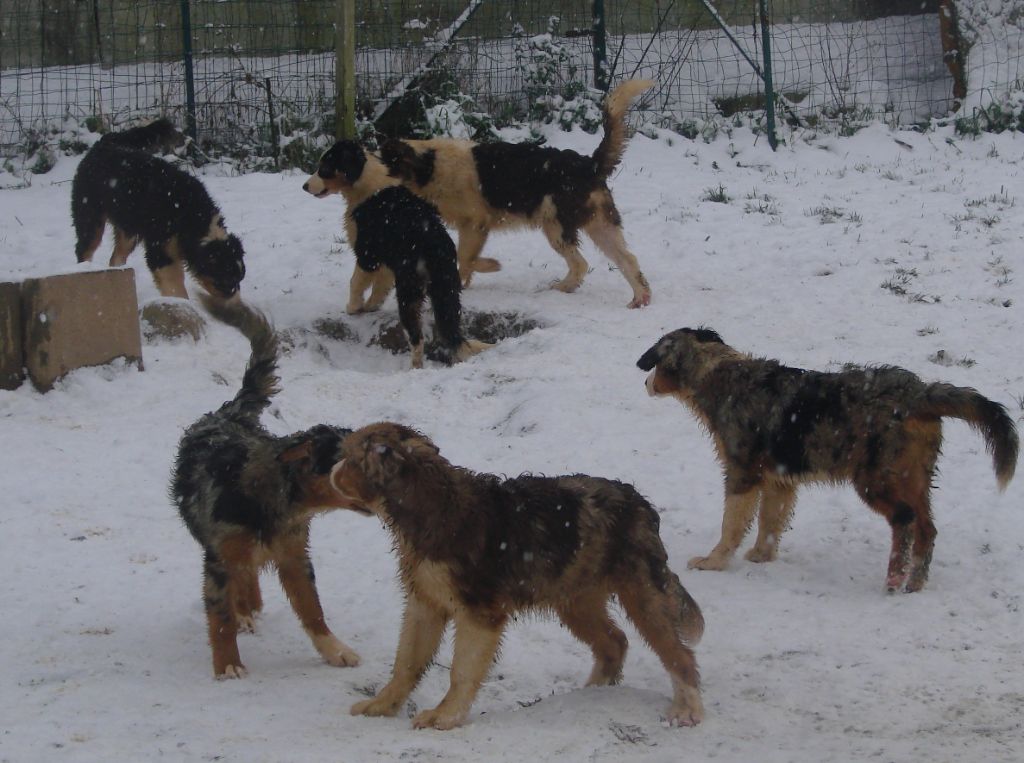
[303,140,490,368]
[71,119,246,301]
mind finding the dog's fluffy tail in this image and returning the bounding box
[96,118,182,153]
[200,294,281,421]
[592,79,654,180]
[669,573,705,646]
[921,383,1019,489]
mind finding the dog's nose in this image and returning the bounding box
[302,181,310,192]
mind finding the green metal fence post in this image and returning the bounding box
[592,0,608,92]
[758,0,778,150]
[335,0,356,139]
[179,0,197,141]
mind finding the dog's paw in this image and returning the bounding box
[324,645,361,668]
[627,292,652,309]
[550,277,582,294]
[411,706,467,731]
[236,613,258,633]
[314,634,361,667]
[345,301,366,315]
[687,555,728,571]
[666,702,703,727]
[215,664,247,680]
[744,546,776,564]
[351,696,401,718]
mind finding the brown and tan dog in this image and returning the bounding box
[330,422,704,729]
[378,79,654,307]
[637,327,1019,593]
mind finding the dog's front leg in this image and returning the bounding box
[688,484,761,571]
[351,594,448,718]
[346,265,376,314]
[411,611,505,730]
[363,268,395,312]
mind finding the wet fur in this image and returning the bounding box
[377,80,655,307]
[71,119,246,301]
[302,142,489,368]
[638,327,1019,592]
[331,422,704,729]
[170,296,364,677]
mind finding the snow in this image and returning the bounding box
[1,122,1023,761]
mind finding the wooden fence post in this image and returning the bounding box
[335,0,356,139]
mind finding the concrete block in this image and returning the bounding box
[21,269,143,392]
[0,281,24,390]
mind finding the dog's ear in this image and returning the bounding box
[278,440,313,464]
[637,343,662,371]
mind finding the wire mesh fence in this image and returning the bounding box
[1,1,1021,161]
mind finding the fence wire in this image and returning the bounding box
[1,1,1021,159]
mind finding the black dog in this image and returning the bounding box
[71,119,245,301]
[170,296,365,678]
[303,141,489,368]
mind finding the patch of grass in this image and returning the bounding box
[701,184,731,203]
[806,205,844,224]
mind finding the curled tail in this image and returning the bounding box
[592,79,654,180]
[922,383,1019,489]
[199,294,280,421]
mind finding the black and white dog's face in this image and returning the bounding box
[192,234,246,298]
[637,327,726,396]
[302,141,367,198]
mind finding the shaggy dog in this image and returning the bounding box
[637,327,1019,592]
[72,119,246,301]
[376,79,655,308]
[329,422,705,729]
[170,296,363,677]
[302,141,489,368]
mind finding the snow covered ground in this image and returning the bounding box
[1,122,1022,762]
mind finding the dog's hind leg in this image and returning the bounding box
[745,481,798,563]
[395,276,427,369]
[233,559,263,633]
[617,580,703,727]
[689,480,761,571]
[541,221,589,294]
[109,227,139,266]
[273,532,360,668]
[412,610,505,730]
[583,215,651,308]
[556,589,628,686]
[74,212,106,263]
[351,593,448,718]
[203,549,246,678]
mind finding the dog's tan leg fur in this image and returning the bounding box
[689,486,761,570]
[109,228,139,267]
[273,533,360,668]
[583,216,651,308]
[617,582,703,726]
[746,482,798,563]
[152,259,189,299]
[351,594,448,718]
[208,535,255,678]
[540,220,589,293]
[556,591,628,686]
[347,266,376,314]
[456,226,490,287]
[412,611,505,730]
[364,269,395,312]
[233,562,263,633]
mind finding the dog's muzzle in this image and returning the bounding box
[302,176,331,198]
